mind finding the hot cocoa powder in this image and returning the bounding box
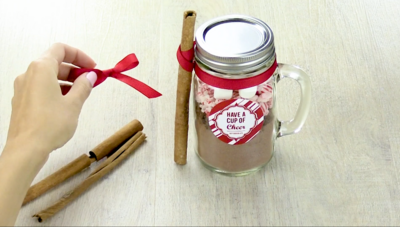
[195,105,277,173]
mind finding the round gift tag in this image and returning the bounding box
[208,99,264,145]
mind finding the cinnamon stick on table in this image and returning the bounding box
[89,119,143,160]
[23,154,94,205]
[23,119,143,205]
[174,10,197,165]
[33,132,146,223]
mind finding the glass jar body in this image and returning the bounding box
[193,65,279,176]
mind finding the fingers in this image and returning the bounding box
[42,43,96,68]
[66,72,97,109]
[58,63,78,80]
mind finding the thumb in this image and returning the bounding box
[66,71,97,108]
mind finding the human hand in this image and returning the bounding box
[5,43,97,160]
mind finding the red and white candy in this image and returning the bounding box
[195,78,274,116]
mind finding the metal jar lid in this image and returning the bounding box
[195,15,275,74]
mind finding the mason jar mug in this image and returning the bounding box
[192,15,311,176]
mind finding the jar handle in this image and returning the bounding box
[276,63,311,137]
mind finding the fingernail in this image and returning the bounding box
[86,71,97,87]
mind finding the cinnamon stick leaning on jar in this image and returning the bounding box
[174,10,197,165]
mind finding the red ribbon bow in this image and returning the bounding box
[64,54,162,98]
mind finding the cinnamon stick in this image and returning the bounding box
[90,119,143,160]
[88,132,142,177]
[23,119,143,205]
[33,132,146,222]
[23,154,94,205]
[174,10,197,165]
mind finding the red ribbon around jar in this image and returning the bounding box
[64,54,162,98]
[176,43,278,89]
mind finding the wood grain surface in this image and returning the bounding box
[0,0,399,226]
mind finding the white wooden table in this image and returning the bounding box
[0,0,399,225]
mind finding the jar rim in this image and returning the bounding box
[195,15,276,74]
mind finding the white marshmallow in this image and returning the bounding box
[214,88,233,99]
[239,86,258,99]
